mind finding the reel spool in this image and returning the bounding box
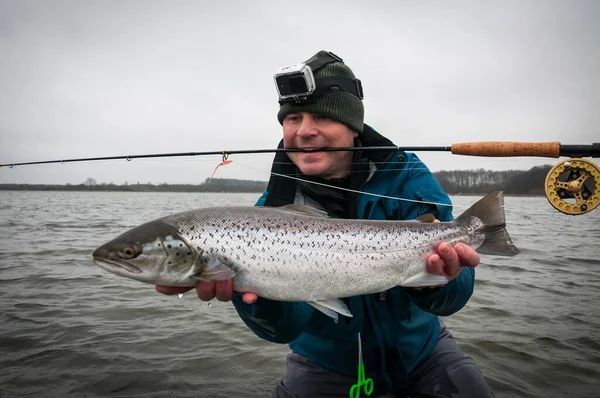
[544,158,600,215]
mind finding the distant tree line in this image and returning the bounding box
[0,178,268,193]
[432,165,552,195]
[0,165,553,195]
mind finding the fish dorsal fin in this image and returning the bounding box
[405,213,437,223]
[280,204,329,218]
[415,213,437,223]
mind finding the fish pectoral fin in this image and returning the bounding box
[307,299,353,322]
[280,204,329,218]
[193,257,236,282]
[400,272,449,288]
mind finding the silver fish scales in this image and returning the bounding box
[93,191,520,320]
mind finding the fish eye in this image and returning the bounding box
[120,247,138,259]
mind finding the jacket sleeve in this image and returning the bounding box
[231,297,314,343]
[230,189,314,343]
[404,268,475,316]
[398,154,476,316]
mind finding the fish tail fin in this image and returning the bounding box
[456,191,521,256]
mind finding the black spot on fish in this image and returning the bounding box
[167,244,172,249]
[190,226,195,230]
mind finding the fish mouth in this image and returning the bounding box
[93,258,142,274]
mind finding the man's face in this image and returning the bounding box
[282,112,358,179]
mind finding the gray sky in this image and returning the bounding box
[1,0,598,185]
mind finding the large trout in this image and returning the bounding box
[92,191,519,320]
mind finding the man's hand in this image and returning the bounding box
[426,242,480,281]
[155,280,258,304]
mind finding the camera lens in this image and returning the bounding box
[289,76,308,93]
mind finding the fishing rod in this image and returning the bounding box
[1,141,599,167]
[2,141,599,215]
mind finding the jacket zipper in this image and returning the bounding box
[362,200,374,219]
[404,296,412,322]
[350,150,398,219]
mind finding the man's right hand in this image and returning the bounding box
[156,280,258,304]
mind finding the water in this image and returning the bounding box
[0,191,598,398]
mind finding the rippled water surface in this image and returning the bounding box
[1,191,599,398]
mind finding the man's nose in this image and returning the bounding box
[297,115,318,137]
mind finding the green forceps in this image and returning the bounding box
[349,332,374,398]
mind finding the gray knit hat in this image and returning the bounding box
[277,51,364,134]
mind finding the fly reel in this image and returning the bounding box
[544,158,600,215]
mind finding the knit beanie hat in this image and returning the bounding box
[277,51,365,134]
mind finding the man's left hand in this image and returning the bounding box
[426,242,480,281]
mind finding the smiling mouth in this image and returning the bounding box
[93,258,141,274]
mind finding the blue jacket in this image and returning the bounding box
[231,124,475,393]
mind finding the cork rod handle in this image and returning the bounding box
[450,142,561,158]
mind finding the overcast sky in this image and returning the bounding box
[1,0,598,185]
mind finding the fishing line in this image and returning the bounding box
[270,171,456,208]
[232,161,560,216]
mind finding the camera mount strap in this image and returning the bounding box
[306,51,344,73]
[312,76,364,100]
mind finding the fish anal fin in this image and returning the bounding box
[307,299,353,322]
[400,272,449,288]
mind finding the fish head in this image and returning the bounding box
[92,219,197,286]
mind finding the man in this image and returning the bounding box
[157,51,493,397]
